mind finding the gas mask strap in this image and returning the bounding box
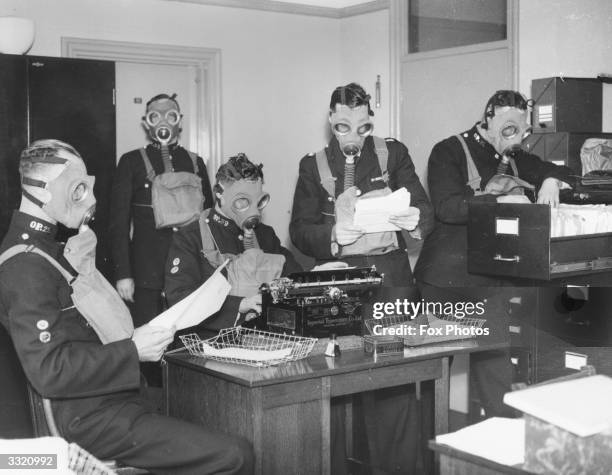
[21,189,45,208]
[21,176,47,208]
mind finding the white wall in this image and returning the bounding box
[518,0,612,131]
[0,0,343,251]
[339,9,391,138]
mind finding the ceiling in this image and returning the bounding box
[165,0,387,18]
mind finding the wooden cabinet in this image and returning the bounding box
[0,53,116,438]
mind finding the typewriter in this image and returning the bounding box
[259,266,383,337]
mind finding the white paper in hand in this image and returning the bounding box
[353,187,411,233]
[150,261,231,331]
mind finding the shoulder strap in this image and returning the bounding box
[198,209,232,268]
[455,135,482,192]
[373,136,389,184]
[139,148,156,182]
[315,149,336,199]
[0,245,74,283]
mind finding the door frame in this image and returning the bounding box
[61,37,222,173]
[389,0,519,140]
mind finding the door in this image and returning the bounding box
[28,56,116,279]
[395,0,515,413]
[115,61,195,162]
[398,0,515,188]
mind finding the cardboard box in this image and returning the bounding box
[504,375,612,474]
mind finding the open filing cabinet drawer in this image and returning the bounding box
[467,202,612,280]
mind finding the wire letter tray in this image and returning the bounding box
[180,327,317,367]
[364,313,487,347]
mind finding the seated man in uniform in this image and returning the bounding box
[164,153,302,336]
[0,139,253,475]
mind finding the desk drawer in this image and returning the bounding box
[468,202,612,280]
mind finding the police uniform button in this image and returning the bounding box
[170,266,179,274]
[327,196,333,202]
[172,227,178,232]
[21,233,29,240]
[36,320,49,330]
[495,154,499,158]
[238,235,243,241]
[145,183,150,188]
[39,331,51,343]
[463,133,468,137]
[205,219,209,224]
[172,257,180,266]
[355,189,362,196]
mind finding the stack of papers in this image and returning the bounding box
[435,417,525,466]
[353,187,411,233]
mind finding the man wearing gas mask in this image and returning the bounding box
[109,93,213,384]
[0,140,253,475]
[164,153,301,336]
[290,83,435,474]
[414,89,574,288]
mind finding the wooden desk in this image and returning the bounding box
[164,338,507,475]
[429,441,534,475]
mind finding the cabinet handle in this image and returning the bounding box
[31,61,44,67]
[494,254,520,263]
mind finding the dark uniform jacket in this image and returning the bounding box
[109,143,213,289]
[0,211,142,446]
[165,209,302,335]
[290,135,434,286]
[414,124,574,287]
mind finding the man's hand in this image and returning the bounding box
[537,177,561,207]
[131,325,175,362]
[333,223,365,246]
[116,278,135,302]
[388,207,420,231]
[239,294,262,315]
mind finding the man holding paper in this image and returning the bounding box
[290,83,434,474]
[0,140,253,474]
[165,153,301,337]
[290,82,433,286]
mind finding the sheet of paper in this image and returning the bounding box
[353,187,411,233]
[435,417,525,466]
[202,343,292,362]
[149,264,231,331]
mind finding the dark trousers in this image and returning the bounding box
[331,384,434,475]
[132,287,167,387]
[330,281,433,474]
[68,399,253,475]
[418,284,514,419]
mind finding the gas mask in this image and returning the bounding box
[483,106,531,158]
[217,179,270,230]
[143,98,182,146]
[23,159,96,230]
[329,105,374,159]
